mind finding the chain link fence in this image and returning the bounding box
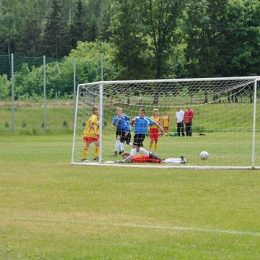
[0,54,103,134]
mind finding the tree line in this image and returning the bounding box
[0,0,259,99]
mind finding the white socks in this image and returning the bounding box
[130,148,136,155]
[139,148,149,155]
[115,140,120,152]
[130,147,149,156]
[164,158,182,164]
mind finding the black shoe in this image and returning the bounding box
[119,150,124,155]
[93,157,99,161]
[114,151,118,155]
[180,156,188,164]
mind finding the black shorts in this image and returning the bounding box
[133,134,145,147]
[125,132,131,145]
[116,129,125,143]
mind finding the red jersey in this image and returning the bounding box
[131,155,161,163]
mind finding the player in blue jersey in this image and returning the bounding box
[130,108,163,156]
[112,107,131,155]
[124,119,132,146]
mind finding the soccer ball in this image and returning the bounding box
[200,151,209,160]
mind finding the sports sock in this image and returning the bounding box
[164,158,182,164]
[82,147,88,159]
[139,148,149,155]
[115,140,120,152]
[130,148,137,155]
[120,142,124,151]
[154,143,158,152]
[94,147,99,158]
[149,153,162,161]
[149,141,153,151]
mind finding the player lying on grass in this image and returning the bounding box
[105,152,188,164]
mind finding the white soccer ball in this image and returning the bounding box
[200,151,209,160]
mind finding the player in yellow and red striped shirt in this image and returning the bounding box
[149,108,161,153]
[162,111,170,137]
[81,106,100,162]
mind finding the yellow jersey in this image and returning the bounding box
[162,115,170,127]
[83,114,100,138]
[150,116,160,129]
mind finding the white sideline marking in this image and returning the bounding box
[4,216,260,237]
[114,223,260,237]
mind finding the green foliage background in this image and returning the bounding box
[0,0,259,99]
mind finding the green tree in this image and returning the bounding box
[85,0,102,42]
[41,0,71,58]
[70,0,87,49]
[85,0,114,42]
[109,0,151,79]
[0,74,10,100]
[184,0,228,78]
[0,0,22,55]
[139,0,188,79]
[221,0,260,76]
[15,18,41,56]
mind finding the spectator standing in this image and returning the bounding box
[183,106,194,137]
[176,107,185,136]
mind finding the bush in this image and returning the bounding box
[63,120,68,127]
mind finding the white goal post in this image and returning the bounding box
[71,77,260,169]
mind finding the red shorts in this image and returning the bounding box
[149,128,159,141]
[83,136,99,143]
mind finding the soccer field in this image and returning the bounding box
[0,135,260,259]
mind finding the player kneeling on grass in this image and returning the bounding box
[106,152,188,164]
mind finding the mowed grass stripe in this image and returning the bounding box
[1,215,260,237]
[1,135,260,259]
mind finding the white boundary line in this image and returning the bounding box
[117,223,260,237]
[71,162,260,170]
[3,216,260,237]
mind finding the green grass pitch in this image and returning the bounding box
[0,135,260,259]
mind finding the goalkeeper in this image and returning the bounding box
[108,152,188,164]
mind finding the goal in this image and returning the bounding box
[71,77,260,169]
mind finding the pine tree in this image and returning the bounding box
[41,0,71,58]
[70,0,86,49]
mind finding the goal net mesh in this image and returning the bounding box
[71,77,260,169]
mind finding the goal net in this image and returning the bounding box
[71,77,260,169]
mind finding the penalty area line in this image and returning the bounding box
[113,223,260,237]
[2,216,260,237]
